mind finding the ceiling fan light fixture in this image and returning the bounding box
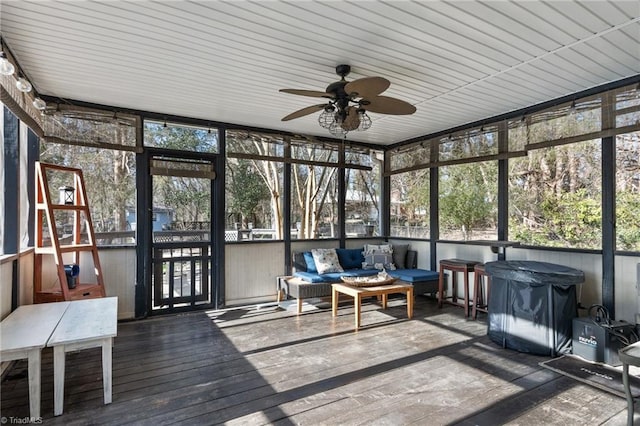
[280,64,415,138]
[318,107,335,129]
[328,120,347,138]
[357,110,371,131]
[16,76,32,93]
[0,53,14,76]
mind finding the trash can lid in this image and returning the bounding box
[484,260,585,285]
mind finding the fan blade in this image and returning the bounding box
[361,96,416,115]
[344,77,390,98]
[341,106,360,131]
[280,89,332,98]
[281,104,326,121]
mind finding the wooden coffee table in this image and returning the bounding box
[332,282,414,330]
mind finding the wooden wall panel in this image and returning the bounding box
[18,250,33,306]
[509,249,603,314]
[0,260,13,320]
[93,248,136,320]
[225,243,285,306]
[615,255,640,324]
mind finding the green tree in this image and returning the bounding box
[226,131,284,238]
[144,123,217,228]
[617,191,640,251]
[509,140,602,249]
[39,142,136,235]
[227,161,271,228]
[439,163,496,240]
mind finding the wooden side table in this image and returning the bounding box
[438,258,481,317]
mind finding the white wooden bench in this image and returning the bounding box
[0,302,70,419]
[0,297,118,417]
[48,297,118,416]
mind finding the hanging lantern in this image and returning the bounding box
[59,186,75,205]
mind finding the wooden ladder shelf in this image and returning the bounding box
[34,162,106,303]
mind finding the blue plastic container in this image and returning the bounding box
[64,264,80,289]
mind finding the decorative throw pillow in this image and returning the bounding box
[363,244,393,255]
[362,244,396,270]
[392,244,409,269]
[311,248,344,274]
[302,251,318,273]
[336,248,364,270]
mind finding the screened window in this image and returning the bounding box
[526,98,601,146]
[615,84,640,128]
[291,140,337,163]
[39,141,136,246]
[225,131,284,241]
[509,140,601,249]
[44,107,137,149]
[227,131,284,157]
[616,132,640,251]
[390,169,430,239]
[439,161,497,241]
[345,153,380,238]
[389,141,430,172]
[225,157,283,241]
[508,117,530,152]
[144,121,218,153]
[439,126,498,161]
[291,159,338,239]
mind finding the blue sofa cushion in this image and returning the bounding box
[389,269,439,283]
[302,251,318,273]
[336,248,364,270]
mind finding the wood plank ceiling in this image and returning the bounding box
[1,1,638,146]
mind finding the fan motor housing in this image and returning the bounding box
[327,64,352,98]
[326,80,348,96]
[335,64,351,78]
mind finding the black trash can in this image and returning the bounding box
[485,260,585,356]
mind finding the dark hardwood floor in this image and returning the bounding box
[1,295,633,425]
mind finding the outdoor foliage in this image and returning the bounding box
[617,191,640,251]
[154,173,210,226]
[226,131,284,237]
[144,122,218,153]
[145,123,216,227]
[509,141,602,249]
[226,160,271,229]
[390,169,430,238]
[39,141,136,237]
[36,104,639,250]
[616,132,640,251]
[439,162,497,240]
[291,144,338,239]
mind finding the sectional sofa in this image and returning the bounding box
[276,245,440,314]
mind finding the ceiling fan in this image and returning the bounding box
[279,64,416,138]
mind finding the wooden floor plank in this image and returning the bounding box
[1,296,632,425]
